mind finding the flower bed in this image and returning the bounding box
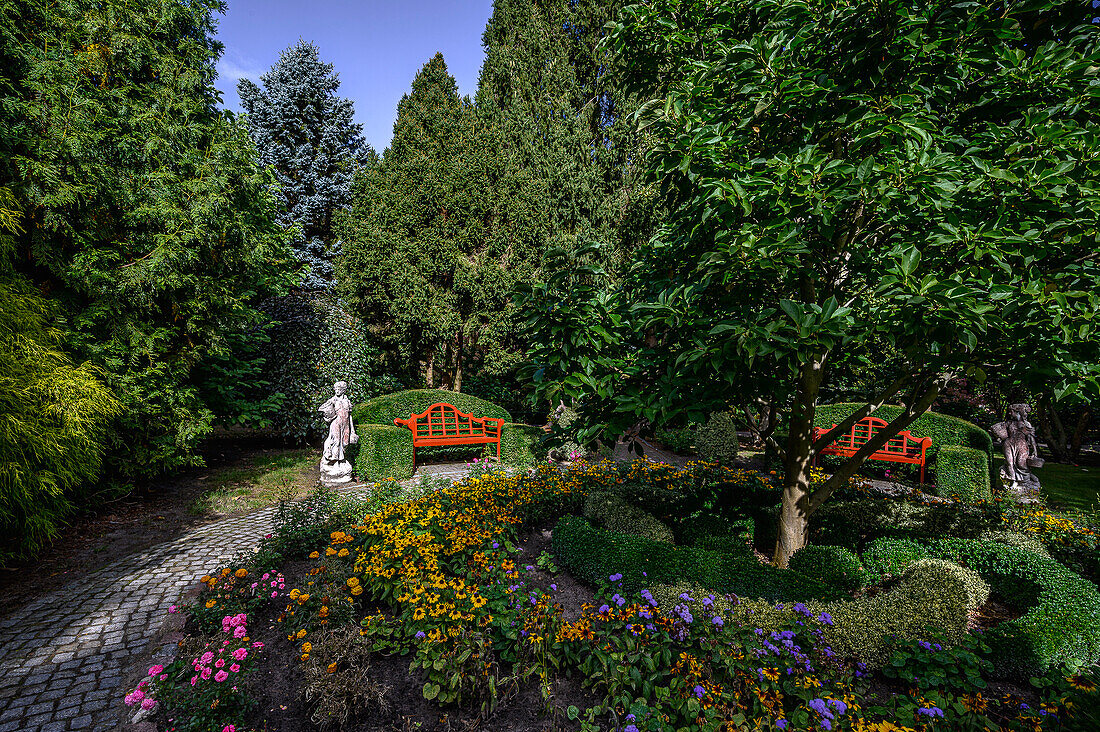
[146,460,1099,731]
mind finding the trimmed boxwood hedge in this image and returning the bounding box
[348,424,415,482]
[935,446,991,502]
[789,545,866,594]
[551,515,841,602]
[861,536,929,584]
[925,539,1100,678]
[350,390,535,477]
[353,389,511,426]
[584,492,675,544]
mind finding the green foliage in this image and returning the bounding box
[551,515,840,601]
[260,294,398,440]
[927,539,1100,677]
[935,446,992,502]
[499,423,543,468]
[883,631,993,694]
[584,491,675,544]
[980,530,1052,559]
[813,405,993,461]
[653,424,696,454]
[861,537,930,585]
[353,389,510,427]
[906,558,991,612]
[349,425,415,483]
[811,499,1000,550]
[676,515,754,555]
[0,232,121,561]
[695,411,740,465]
[1,0,295,482]
[788,545,866,594]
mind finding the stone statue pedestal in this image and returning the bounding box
[320,458,354,487]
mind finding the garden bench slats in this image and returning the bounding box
[394,402,504,472]
[812,416,932,483]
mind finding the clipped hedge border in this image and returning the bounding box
[862,537,929,585]
[353,389,511,427]
[500,423,542,468]
[789,545,866,594]
[584,492,675,544]
[925,539,1100,678]
[935,446,991,502]
[552,516,841,602]
[350,424,415,482]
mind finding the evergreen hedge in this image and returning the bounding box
[934,446,991,502]
[861,537,930,585]
[353,389,511,426]
[551,516,841,601]
[584,492,675,544]
[789,545,866,594]
[348,425,414,482]
[500,423,543,468]
[926,539,1100,678]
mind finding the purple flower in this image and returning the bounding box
[624,726,638,732]
[612,593,626,607]
[492,542,499,549]
[828,699,848,715]
[711,616,724,627]
[550,584,557,591]
[693,684,705,699]
[415,631,426,639]
[609,573,623,582]
[599,604,611,614]
[776,721,789,731]
[526,565,534,571]
[817,611,834,626]
[918,707,945,718]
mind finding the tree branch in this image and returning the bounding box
[811,373,913,452]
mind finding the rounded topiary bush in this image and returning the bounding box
[696,411,739,464]
[904,558,990,612]
[862,537,929,585]
[584,491,675,544]
[789,544,866,594]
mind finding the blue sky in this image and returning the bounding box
[213,0,495,152]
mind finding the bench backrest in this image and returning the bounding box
[829,416,927,455]
[393,402,502,441]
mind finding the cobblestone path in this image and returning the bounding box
[0,464,472,732]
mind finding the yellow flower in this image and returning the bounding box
[205,599,216,609]
[338,548,349,557]
[234,568,248,578]
[346,577,360,587]
[298,593,310,604]
[301,642,312,653]
[309,551,320,559]
[351,585,363,596]
[289,588,301,600]
[296,629,307,640]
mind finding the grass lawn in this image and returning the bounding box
[994,457,1100,513]
[190,448,317,516]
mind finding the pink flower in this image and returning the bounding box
[214,670,229,683]
[200,668,212,680]
[229,663,240,672]
[200,651,214,664]
[223,725,237,732]
[131,689,145,702]
[190,675,198,687]
[271,591,278,598]
[168,605,178,614]
[250,582,258,589]
[252,641,264,649]
[262,573,270,580]
[214,659,225,668]
[148,664,164,676]
[233,626,247,639]
[159,674,167,681]
[140,698,156,711]
[232,648,248,661]
[123,693,136,707]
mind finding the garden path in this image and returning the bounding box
[0,464,471,732]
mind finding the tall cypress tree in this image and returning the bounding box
[337,54,545,390]
[238,40,370,289]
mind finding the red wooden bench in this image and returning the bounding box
[812,416,932,483]
[393,402,504,472]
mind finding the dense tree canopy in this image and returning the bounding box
[239,40,371,290]
[0,0,295,485]
[525,0,1100,564]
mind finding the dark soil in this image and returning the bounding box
[971,596,1026,630]
[0,431,307,616]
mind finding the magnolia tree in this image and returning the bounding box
[523,0,1100,566]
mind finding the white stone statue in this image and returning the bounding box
[318,381,358,485]
[991,402,1043,499]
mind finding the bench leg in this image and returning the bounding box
[495,440,501,461]
[919,462,925,485]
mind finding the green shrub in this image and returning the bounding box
[349,424,414,481]
[926,538,1100,677]
[499,423,543,467]
[935,446,991,502]
[905,558,990,612]
[811,499,998,550]
[653,424,697,454]
[979,530,1052,559]
[649,566,972,671]
[676,514,754,555]
[584,491,675,544]
[789,545,866,594]
[551,516,840,601]
[862,537,929,585]
[813,404,992,460]
[353,389,510,426]
[695,411,739,464]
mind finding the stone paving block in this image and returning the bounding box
[68,714,92,729]
[28,700,56,716]
[41,721,68,732]
[0,720,25,732]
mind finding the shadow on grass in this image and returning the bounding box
[190,448,317,516]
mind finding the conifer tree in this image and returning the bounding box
[337,54,545,389]
[239,40,370,289]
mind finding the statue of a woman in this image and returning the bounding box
[991,402,1043,497]
[318,381,358,485]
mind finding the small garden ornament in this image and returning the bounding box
[991,402,1043,501]
[318,381,358,485]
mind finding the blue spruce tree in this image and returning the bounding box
[238,40,370,289]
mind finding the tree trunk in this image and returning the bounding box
[1037,393,1069,462]
[453,334,463,393]
[425,352,435,389]
[774,356,824,567]
[1070,407,1090,463]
